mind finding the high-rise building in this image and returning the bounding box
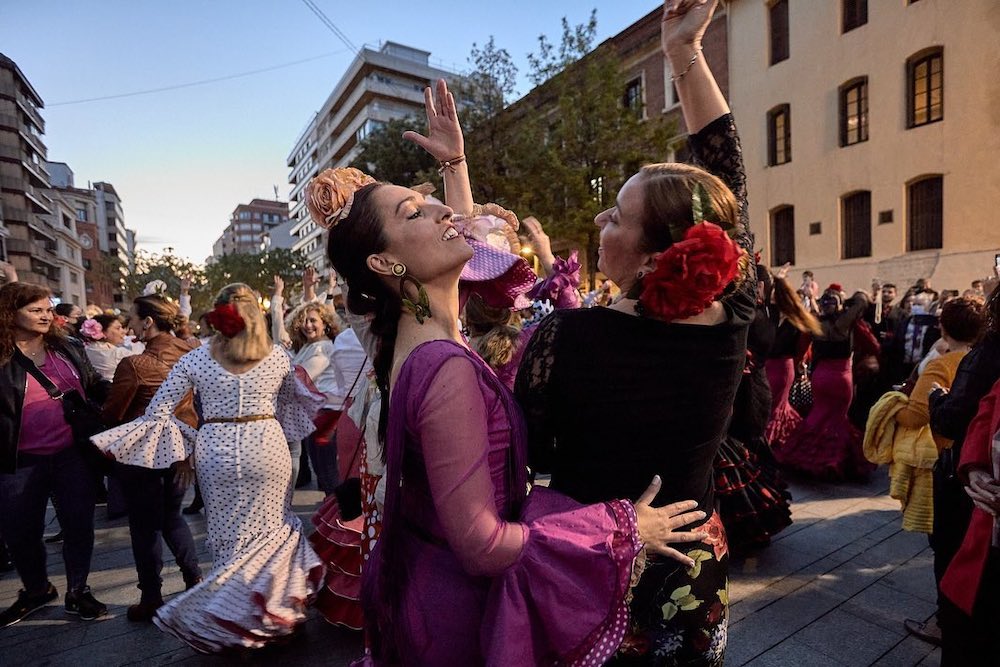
[286,42,460,269]
[93,181,131,306]
[727,0,1000,291]
[212,198,290,257]
[0,53,61,292]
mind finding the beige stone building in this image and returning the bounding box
[727,0,1000,293]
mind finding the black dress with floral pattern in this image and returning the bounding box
[515,114,753,666]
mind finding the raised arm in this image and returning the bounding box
[663,0,728,135]
[403,78,473,216]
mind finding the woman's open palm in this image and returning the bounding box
[403,78,464,161]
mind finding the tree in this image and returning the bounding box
[203,248,307,310]
[456,37,520,204]
[349,117,438,188]
[502,11,676,286]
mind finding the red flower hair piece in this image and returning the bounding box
[638,222,744,322]
[205,303,246,338]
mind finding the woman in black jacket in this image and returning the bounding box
[0,282,110,627]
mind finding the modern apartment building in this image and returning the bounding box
[0,53,61,291]
[286,42,459,269]
[212,198,290,257]
[93,181,131,305]
[727,0,1000,292]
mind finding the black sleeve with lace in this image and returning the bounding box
[687,113,757,324]
[513,311,562,475]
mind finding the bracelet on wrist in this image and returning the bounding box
[670,48,703,82]
[437,154,466,174]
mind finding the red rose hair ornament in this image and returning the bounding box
[638,182,744,322]
[205,303,247,338]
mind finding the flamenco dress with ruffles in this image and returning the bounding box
[776,301,876,481]
[714,307,792,555]
[764,316,810,450]
[91,344,325,653]
[362,341,644,666]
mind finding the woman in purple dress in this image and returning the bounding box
[306,86,709,665]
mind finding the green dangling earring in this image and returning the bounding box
[395,265,432,324]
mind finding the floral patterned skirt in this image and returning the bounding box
[609,512,729,666]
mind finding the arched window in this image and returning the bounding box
[907,175,943,251]
[767,104,791,166]
[841,191,871,259]
[770,205,795,265]
[907,47,943,128]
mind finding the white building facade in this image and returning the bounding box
[727,0,1000,293]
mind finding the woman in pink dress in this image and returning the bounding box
[307,80,709,663]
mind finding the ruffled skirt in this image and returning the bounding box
[776,358,875,481]
[310,494,364,630]
[764,358,802,450]
[714,436,792,555]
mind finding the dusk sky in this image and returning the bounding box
[0,1,659,262]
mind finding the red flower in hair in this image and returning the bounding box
[638,222,743,322]
[828,283,843,293]
[205,303,246,338]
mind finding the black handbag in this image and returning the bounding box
[15,351,111,471]
[788,369,814,416]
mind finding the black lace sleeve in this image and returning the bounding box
[513,312,562,475]
[688,114,757,324]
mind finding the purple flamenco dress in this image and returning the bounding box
[361,341,642,665]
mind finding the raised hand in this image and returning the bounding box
[179,276,192,295]
[633,475,709,566]
[662,0,716,55]
[272,274,284,297]
[522,216,555,275]
[403,78,464,162]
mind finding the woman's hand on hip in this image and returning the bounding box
[634,475,709,567]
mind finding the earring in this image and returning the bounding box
[399,274,432,324]
[391,263,407,277]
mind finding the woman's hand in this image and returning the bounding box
[662,0,715,57]
[303,266,319,301]
[965,469,1000,516]
[523,216,556,275]
[272,274,284,297]
[180,276,192,295]
[403,78,464,161]
[634,475,709,567]
[173,458,195,492]
[930,382,948,398]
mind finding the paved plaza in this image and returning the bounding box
[0,468,941,666]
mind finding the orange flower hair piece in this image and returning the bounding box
[307,167,377,230]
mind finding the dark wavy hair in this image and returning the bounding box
[939,296,986,344]
[0,282,65,364]
[133,294,184,333]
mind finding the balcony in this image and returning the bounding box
[0,112,18,132]
[19,125,47,159]
[0,176,52,214]
[21,156,50,188]
[5,237,32,254]
[15,90,45,133]
[2,205,31,224]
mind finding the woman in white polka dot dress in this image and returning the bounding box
[92,283,325,653]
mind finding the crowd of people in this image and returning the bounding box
[0,1,997,665]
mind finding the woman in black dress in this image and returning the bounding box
[516,1,751,662]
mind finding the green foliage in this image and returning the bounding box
[203,248,307,310]
[349,117,439,188]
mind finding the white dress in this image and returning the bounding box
[92,344,325,652]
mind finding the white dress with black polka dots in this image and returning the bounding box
[92,344,325,652]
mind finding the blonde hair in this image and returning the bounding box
[285,301,342,352]
[211,283,270,363]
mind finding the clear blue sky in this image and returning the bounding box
[0,1,659,262]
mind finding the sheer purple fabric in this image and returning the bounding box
[363,341,640,665]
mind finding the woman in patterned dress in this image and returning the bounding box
[92,283,325,653]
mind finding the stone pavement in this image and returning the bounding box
[0,469,942,666]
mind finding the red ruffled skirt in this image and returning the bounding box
[310,495,364,630]
[765,357,802,450]
[775,358,875,481]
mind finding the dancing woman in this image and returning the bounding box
[764,276,821,449]
[777,286,875,480]
[92,284,324,653]
[309,86,708,667]
[516,2,751,662]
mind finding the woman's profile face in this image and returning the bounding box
[15,298,54,336]
[594,174,654,292]
[370,184,472,282]
[103,319,125,346]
